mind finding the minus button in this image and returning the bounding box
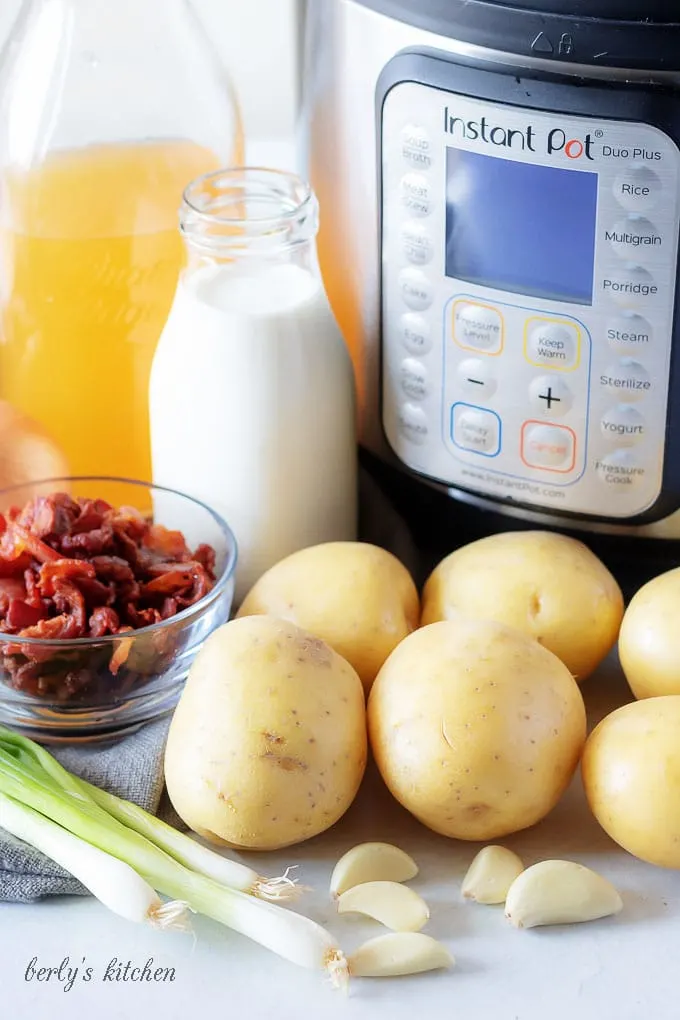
[457,358,498,400]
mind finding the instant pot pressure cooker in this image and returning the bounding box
[304,0,680,546]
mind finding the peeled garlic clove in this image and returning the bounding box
[505,860,623,929]
[337,880,429,932]
[349,932,454,978]
[461,845,525,905]
[330,842,419,898]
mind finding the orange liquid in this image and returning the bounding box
[0,140,225,483]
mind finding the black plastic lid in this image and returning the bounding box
[355,0,680,71]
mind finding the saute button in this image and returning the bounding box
[608,215,662,260]
[401,125,433,170]
[453,301,503,353]
[401,222,434,265]
[528,376,574,417]
[399,268,433,311]
[607,312,653,352]
[456,358,498,400]
[521,423,575,471]
[526,321,579,370]
[400,173,432,217]
[600,359,651,401]
[601,265,657,309]
[596,449,646,489]
[400,358,428,401]
[397,403,429,445]
[600,404,646,445]
[400,313,432,355]
[612,165,662,212]
[451,404,501,456]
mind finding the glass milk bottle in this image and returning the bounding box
[149,168,358,602]
[0,0,243,487]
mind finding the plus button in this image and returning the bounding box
[538,387,561,410]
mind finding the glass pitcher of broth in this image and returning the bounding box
[0,0,243,486]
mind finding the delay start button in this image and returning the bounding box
[451,403,501,456]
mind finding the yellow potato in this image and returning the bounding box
[368,616,586,841]
[164,615,367,851]
[421,531,623,682]
[618,567,680,699]
[237,542,419,694]
[582,696,680,868]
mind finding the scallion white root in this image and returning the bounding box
[0,790,189,931]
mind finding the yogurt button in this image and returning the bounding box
[400,173,432,217]
[399,268,433,311]
[453,302,503,353]
[613,165,662,212]
[397,403,429,445]
[607,313,653,352]
[600,404,646,445]
[456,358,498,400]
[596,449,646,489]
[401,222,434,265]
[400,313,432,355]
[601,265,658,308]
[600,359,651,401]
[401,125,433,169]
[400,358,428,401]
[526,321,578,369]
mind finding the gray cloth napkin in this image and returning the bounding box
[0,466,417,904]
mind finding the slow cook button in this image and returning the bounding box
[399,268,433,311]
[602,265,658,308]
[451,403,501,456]
[400,312,432,355]
[400,358,428,400]
[397,403,429,445]
[521,423,576,471]
[456,358,498,400]
[453,301,503,354]
[607,215,663,259]
[600,359,651,401]
[526,320,579,370]
[401,125,433,169]
[400,173,432,217]
[607,312,653,352]
[401,222,434,265]
[612,165,662,212]
[528,376,574,417]
[601,404,646,445]
[596,449,646,489]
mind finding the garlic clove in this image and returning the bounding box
[348,932,454,978]
[461,845,525,905]
[330,842,419,898]
[505,860,623,929]
[337,880,430,932]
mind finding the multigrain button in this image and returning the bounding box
[400,358,428,401]
[401,222,434,265]
[528,376,573,417]
[451,403,501,456]
[607,215,663,259]
[602,265,658,308]
[607,313,652,352]
[401,125,433,169]
[525,320,579,370]
[521,423,576,471]
[399,268,433,311]
[456,358,498,400]
[400,313,432,355]
[453,301,503,354]
[397,403,429,445]
[613,165,662,212]
[596,449,646,489]
[600,359,651,401]
[400,173,432,217]
[600,404,646,446]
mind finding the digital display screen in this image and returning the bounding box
[445,147,599,305]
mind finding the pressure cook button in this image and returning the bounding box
[400,313,432,355]
[453,301,503,354]
[400,358,428,401]
[397,403,429,445]
[596,449,646,489]
[521,423,576,471]
[602,265,658,308]
[451,403,501,456]
[456,358,498,400]
[401,222,434,266]
[600,359,651,401]
[399,268,433,311]
[526,321,579,370]
[400,173,432,217]
[401,125,433,169]
[600,404,646,446]
[613,165,662,212]
[607,215,663,259]
[607,313,653,352]
[528,376,574,417]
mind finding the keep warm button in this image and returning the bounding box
[521,422,576,473]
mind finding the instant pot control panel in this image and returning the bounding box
[379,59,680,522]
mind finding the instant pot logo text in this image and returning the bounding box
[443,107,594,161]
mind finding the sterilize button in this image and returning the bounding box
[608,215,662,259]
[606,313,653,352]
[399,268,433,311]
[453,301,503,354]
[528,376,574,417]
[397,403,429,445]
[521,423,576,471]
[596,449,645,489]
[456,358,498,400]
[600,405,646,446]
[400,313,432,355]
[526,321,579,370]
[400,173,432,217]
[612,165,662,212]
[400,358,428,401]
[401,222,434,265]
[601,264,657,308]
[401,125,433,170]
[600,359,651,401]
[451,403,501,456]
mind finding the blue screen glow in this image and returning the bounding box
[445,147,598,305]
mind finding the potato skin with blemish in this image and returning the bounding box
[421,531,623,683]
[367,617,586,841]
[164,615,367,850]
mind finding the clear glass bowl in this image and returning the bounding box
[0,478,237,742]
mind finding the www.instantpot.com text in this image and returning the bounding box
[460,467,566,501]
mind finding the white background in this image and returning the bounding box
[0,0,303,138]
